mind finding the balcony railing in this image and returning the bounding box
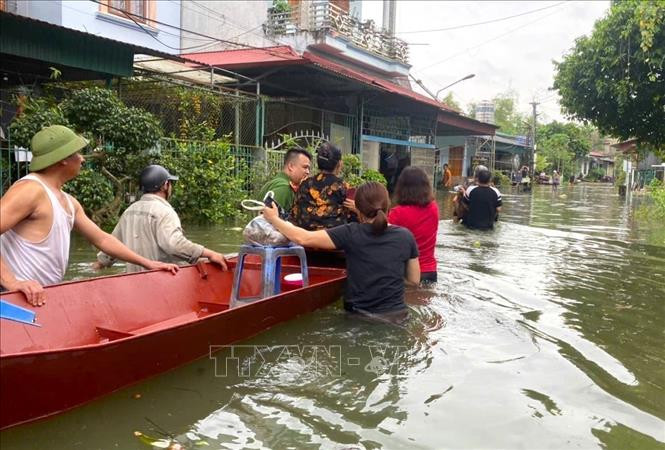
[264,1,409,64]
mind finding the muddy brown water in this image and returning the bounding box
[2,183,664,449]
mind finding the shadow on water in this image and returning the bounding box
[2,183,664,449]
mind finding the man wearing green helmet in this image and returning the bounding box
[0,125,179,306]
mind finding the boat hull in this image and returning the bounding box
[0,262,345,429]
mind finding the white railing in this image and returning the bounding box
[264,1,409,64]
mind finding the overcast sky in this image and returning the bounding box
[362,0,610,123]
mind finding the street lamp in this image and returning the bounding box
[436,74,475,100]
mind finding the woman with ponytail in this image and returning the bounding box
[263,181,420,322]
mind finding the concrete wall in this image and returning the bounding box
[59,0,181,54]
[18,1,181,54]
[180,1,274,51]
[13,0,62,25]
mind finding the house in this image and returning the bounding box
[612,139,664,188]
[436,132,529,185]
[180,0,495,189]
[1,0,181,55]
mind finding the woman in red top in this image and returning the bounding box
[388,166,439,283]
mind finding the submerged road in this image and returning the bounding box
[2,183,664,449]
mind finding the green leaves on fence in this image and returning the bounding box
[161,139,248,223]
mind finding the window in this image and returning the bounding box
[101,0,150,23]
[1,0,20,13]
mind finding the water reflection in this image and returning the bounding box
[2,184,664,449]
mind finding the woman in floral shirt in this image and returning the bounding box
[291,142,355,230]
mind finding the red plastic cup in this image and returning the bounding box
[281,273,304,292]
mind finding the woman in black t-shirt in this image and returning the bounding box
[263,182,420,323]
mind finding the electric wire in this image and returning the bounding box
[87,0,296,60]
[398,1,567,34]
[416,4,569,72]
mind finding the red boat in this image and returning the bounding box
[0,260,345,430]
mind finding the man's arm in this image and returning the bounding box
[0,181,47,305]
[154,213,228,270]
[71,197,179,274]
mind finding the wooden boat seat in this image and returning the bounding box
[96,326,134,343]
[96,302,228,342]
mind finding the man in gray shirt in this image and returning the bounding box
[95,165,227,272]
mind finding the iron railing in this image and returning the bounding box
[264,1,409,64]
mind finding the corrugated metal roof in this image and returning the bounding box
[184,46,496,135]
[184,46,304,69]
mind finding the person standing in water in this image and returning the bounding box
[552,170,561,192]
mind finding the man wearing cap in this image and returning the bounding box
[94,164,228,273]
[0,125,179,306]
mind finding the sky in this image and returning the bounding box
[361,0,611,123]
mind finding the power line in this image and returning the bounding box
[416,5,568,72]
[177,0,286,47]
[61,2,217,44]
[87,0,294,59]
[398,1,567,34]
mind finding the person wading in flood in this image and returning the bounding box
[389,166,439,284]
[459,168,502,230]
[0,126,179,306]
[263,181,420,324]
[258,148,312,212]
[552,170,561,192]
[94,165,228,273]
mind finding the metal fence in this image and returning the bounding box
[117,79,261,146]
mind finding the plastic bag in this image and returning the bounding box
[241,192,290,247]
[242,215,290,246]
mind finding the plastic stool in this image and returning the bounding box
[230,244,309,307]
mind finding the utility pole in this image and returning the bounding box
[383,0,396,36]
[529,101,539,174]
[409,73,439,101]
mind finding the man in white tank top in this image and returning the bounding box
[0,125,179,306]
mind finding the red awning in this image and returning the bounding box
[184,46,496,135]
[184,46,304,70]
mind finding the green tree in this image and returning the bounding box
[538,121,592,159]
[493,90,528,135]
[441,91,462,112]
[538,133,573,174]
[553,1,665,152]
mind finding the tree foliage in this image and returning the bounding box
[8,97,69,148]
[553,1,665,150]
[161,139,248,223]
[492,90,528,136]
[441,91,462,112]
[538,132,574,174]
[538,121,592,159]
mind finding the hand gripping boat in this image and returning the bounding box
[0,260,345,429]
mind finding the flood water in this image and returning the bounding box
[2,183,664,449]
